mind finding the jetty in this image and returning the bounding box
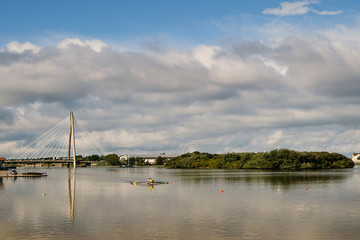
[0,170,47,178]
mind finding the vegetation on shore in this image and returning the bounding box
[12,150,352,169]
[76,153,165,166]
[165,149,354,169]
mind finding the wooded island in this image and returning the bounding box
[166,149,354,169]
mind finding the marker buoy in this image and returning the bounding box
[221,189,223,193]
[306,187,308,191]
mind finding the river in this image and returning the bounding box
[1,166,360,239]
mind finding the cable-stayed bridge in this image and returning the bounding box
[6,112,106,166]
[4,112,194,166]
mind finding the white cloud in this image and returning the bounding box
[256,56,288,76]
[1,29,360,157]
[263,1,342,16]
[192,45,221,69]
[263,1,312,16]
[312,9,342,15]
[57,38,108,52]
[2,41,41,54]
[266,130,283,146]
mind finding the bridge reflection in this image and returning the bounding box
[68,168,76,224]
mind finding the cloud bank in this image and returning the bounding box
[1,27,360,157]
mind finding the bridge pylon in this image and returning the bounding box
[68,112,76,168]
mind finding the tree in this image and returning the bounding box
[104,154,120,166]
[88,154,101,161]
[156,156,165,165]
[165,149,353,169]
[135,157,145,166]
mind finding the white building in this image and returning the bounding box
[144,159,157,164]
[352,153,360,164]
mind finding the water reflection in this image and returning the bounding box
[2,167,360,240]
[68,168,76,224]
[173,169,349,190]
[0,177,19,190]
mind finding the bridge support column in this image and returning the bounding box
[68,112,76,169]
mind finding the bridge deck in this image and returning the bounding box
[5,159,75,164]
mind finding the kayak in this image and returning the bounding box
[131,180,168,186]
[145,180,168,185]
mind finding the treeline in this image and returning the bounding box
[165,149,354,169]
[77,154,130,166]
[77,154,166,166]
[102,154,150,166]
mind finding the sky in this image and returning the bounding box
[1,0,360,158]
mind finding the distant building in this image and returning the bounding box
[144,159,157,164]
[352,153,360,163]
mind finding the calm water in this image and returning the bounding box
[1,166,360,240]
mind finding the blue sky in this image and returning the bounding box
[1,0,356,47]
[1,0,360,158]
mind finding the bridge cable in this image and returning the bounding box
[9,117,68,160]
[8,114,107,160]
[75,119,106,156]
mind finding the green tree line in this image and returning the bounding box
[165,149,354,169]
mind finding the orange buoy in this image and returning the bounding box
[221,189,223,193]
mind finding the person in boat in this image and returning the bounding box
[147,178,154,183]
